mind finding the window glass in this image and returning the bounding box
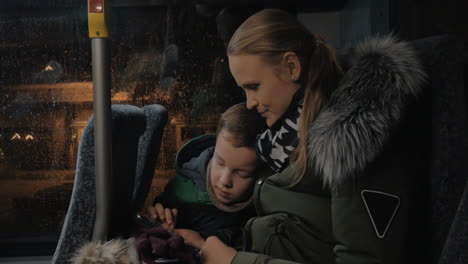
[0,1,352,257]
[0,2,245,256]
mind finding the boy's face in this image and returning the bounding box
[210,131,257,204]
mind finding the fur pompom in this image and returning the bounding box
[70,238,140,264]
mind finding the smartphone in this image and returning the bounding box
[135,213,162,228]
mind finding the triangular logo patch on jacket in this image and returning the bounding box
[361,190,400,238]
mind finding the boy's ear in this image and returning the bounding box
[283,51,301,81]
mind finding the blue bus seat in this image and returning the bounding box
[51,104,168,264]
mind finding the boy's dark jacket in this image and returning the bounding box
[232,35,428,264]
[153,134,255,243]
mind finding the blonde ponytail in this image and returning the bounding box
[291,34,343,185]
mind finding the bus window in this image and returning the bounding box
[0,1,247,257]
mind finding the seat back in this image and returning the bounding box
[52,104,168,263]
[411,35,467,264]
[133,104,168,213]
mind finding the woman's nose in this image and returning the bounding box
[245,91,259,110]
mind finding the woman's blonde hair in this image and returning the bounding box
[227,9,343,184]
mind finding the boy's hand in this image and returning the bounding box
[147,203,178,232]
[174,229,205,249]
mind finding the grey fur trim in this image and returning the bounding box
[308,34,426,187]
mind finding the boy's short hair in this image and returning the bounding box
[216,103,265,148]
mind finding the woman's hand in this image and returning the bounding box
[174,229,205,249]
[175,230,237,264]
[199,236,237,264]
[146,203,178,232]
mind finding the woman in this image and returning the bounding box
[180,8,427,264]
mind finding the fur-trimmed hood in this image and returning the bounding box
[308,35,426,187]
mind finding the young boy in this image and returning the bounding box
[70,103,265,263]
[146,103,266,243]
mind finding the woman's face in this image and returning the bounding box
[228,54,300,127]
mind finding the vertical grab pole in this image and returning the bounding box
[88,0,111,242]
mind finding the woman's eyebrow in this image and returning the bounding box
[240,82,258,88]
